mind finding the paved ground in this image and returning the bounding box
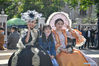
[81,49,99,66]
[0,50,16,66]
[0,49,99,66]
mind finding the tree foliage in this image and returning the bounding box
[64,0,94,10]
[0,0,12,12]
[64,0,99,13]
[0,0,64,19]
[1,0,98,19]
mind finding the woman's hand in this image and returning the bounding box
[67,25,72,32]
[60,48,67,53]
[25,22,31,43]
[50,55,54,59]
[27,22,31,31]
[56,53,59,55]
[67,25,71,30]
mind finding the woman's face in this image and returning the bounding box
[44,27,51,37]
[28,20,37,29]
[55,20,64,30]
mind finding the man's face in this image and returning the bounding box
[11,29,15,33]
[0,30,4,35]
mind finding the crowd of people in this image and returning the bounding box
[0,11,97,66]
[80,27,98,49]
[0,26,20,50]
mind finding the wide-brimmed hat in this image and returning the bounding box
[46,12,72,30]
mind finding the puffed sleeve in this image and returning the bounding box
[66,29,86,47]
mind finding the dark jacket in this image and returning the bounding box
[7,31,20,49]
[81,30,86,38]
[38,37,56,56]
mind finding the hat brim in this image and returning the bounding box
[46,12,72,30]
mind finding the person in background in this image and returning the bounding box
[94,29,98,47]
[38,24,43,37]
[38,25,59,66]
[79,27,87,49]
[90,28,95,47]
[0,27,5,50]
[7,26,20,49]
[86,27,91,48]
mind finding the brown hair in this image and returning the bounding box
[55,18,64,25]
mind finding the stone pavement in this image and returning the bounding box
[0,50,16,66]
[81,49,99,66]
[0,49,99,66]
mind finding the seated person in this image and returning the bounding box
[8,10,53,66]
[38,25,59,66]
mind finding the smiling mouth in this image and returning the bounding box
[59,27,62,28]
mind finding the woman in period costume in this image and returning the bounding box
[46,12,97,66]
[8,10,53,66]
[38,25,59,66]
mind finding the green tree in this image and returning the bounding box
[64,0,94,10]
[3,0,65,19]
[0,0,12,12]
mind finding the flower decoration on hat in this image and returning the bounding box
[21,10,42,22]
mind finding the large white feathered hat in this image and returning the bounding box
[46,12,72,30]
[21,10,42,22]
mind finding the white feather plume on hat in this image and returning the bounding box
[21,10,42,22]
